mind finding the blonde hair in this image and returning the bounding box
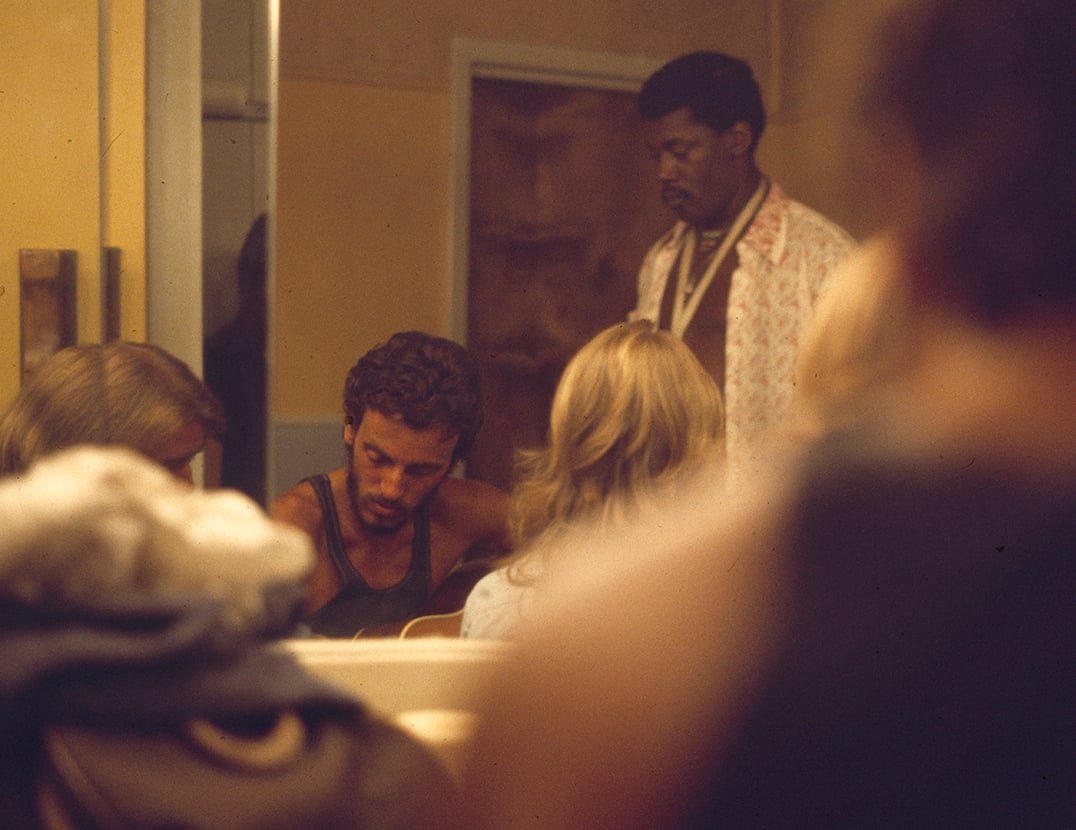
[509,321,723,554]
[0,341,225,475]
[794,235,914,438]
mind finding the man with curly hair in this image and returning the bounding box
[272,331,509,636]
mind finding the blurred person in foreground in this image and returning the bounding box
[272,331,510,637]
[0,446,455,827]
[0,341,225,484]
[461,321,723,639]
[458,1,1075,826]
[789,231,913,441]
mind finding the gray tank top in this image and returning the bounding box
[301,474,432,637]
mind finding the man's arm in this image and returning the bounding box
[428,477,511,591]
[459,478,512,554]
[270,482,338,615]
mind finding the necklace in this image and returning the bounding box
[681,232,725,302]
[671,177,770,339]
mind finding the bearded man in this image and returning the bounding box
[272,331,509,637]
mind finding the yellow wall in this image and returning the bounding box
[275,79,449,417]
[0,2,101,406]
[0,0,146,409]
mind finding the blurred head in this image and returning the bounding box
[511,321,723,547]
[861,0,1075,326]
[0,341,225,483]
[0,445,313,627]
[793,235,914,436]
[639,52,765,229]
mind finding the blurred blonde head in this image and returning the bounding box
[0,341,225,479]
[793,234,914,437]
[509,321,723,552]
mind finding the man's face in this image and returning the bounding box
[345,408,459,533]
[643,107,746,230]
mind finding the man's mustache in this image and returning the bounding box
[662,185,691,202]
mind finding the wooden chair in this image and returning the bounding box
[398,609,465,638]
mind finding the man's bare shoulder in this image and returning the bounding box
[270,475,329,535]
[435,475,508,512]
[431,476,510,544]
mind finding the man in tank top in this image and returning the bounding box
[272,332,510,637]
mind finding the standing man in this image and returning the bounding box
[631,51,854,478]
[272,331,510,637]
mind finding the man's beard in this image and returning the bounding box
[346,464,441,535]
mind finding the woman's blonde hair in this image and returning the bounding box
[509,321,723,552]
[0,341,225,475]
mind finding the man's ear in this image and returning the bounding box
[343,419,356,446]
[727,121,754,157]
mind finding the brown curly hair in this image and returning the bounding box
[343,331,483,462]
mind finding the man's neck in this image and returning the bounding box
[697,167,763,234]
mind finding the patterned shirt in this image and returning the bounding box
[631,182,855,481]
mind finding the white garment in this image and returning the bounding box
[461,564,542,640]
[0,446,314,630]
[631,182,855,481]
